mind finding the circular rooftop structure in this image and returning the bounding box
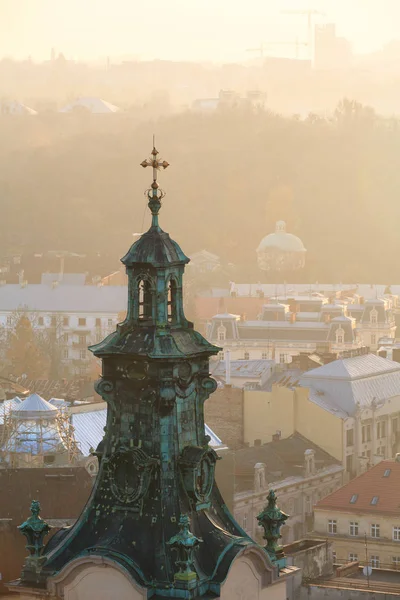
[257,221,306,272]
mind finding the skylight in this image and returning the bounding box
[383,469,391,477]
[350,494,358,504]
[371,496,379,505]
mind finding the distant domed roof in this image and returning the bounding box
[257,221,306,253]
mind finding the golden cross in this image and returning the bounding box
[140,136,169,189]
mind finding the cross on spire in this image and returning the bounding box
[140,138,169,226]
[141,136,169,190]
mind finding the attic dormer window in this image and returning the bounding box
[138,279,152,320]
[167,278,177,324]
[217,323,226,342]
[370,309,378,324]
[336,327,344,344]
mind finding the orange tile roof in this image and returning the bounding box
[315,460,400,516]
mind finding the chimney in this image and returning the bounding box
[18,269,25,286]
[378,350,387,359]
[360,296,365,305]
[272,431,281,442]
[392,349,400,364]
[225,350,231,386]
[240,313,246,322]
[254,439,262,447]
[324,313,331,324]
[299,353,310,372]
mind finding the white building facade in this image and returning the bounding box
[0,283,127,376]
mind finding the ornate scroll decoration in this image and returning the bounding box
[179,446,218,509]
[95,378,115,402]
[107,446,158,508]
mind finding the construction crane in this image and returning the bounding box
[246,38,308,60]
[281,8,326,56]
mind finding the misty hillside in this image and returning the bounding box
[0,100,398,282]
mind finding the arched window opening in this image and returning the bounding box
[138,279,152,321]
[167,279,178,324]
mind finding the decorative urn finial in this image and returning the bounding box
[167,514,202,587]
[140,136,169,227]
[18,500,51,558]
[257,489,288,563]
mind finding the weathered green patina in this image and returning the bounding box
[16,143,277,598]
[257,489,289,566]
[168,514,202,586]
[18,500,51,558]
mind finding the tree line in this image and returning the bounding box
[0,98,399,284]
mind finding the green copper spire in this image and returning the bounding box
[140,137,169,229]
[14,141,274,599]
[257,489,288,566]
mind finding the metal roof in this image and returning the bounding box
[72,408,226,456]
[301,355,400,417]
[0,397,22,425]
[13,393,58,417]
[303,354,400,380]
[211,359,274,379]
[40,273,87,286]
[0,284,127,313]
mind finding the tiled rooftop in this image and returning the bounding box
[315,460,400,515]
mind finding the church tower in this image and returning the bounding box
[10,144,292,600]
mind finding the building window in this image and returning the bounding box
[243,514,247,530]
[244,352,249,360]
[279,353,285,364]
[63,349,69,359]
[220,352,225,360]
[79,335,86,345]
[63,333,69,343]
[371,334,376,345]
[218,329,226,342]
[328,520,337,534]
[392,557,400,569]
[63,316,69,327]
[370,555,380,568]
[371,524,380,538]
[349,553,358,562]
[393,527,400,541]
[95,318,101,327]
[337,335,343,343]
[78,318,86,327]
[332,551,337,563]
[262,352,268,360]
[6,315,12,326]
[393,418,399,434]
[167,279,177,324]
[371,496,379,506]
[346,429,354,447]
[384,469,391,477]
[50,315,57,327]
[350,494,358,504]
[346,454,353,474]
[349,522,359,536]
[79,349,87,360]
[377,421,386,439]
[370,310,377,324]
[108,318,113,327]
[362,424,371,443]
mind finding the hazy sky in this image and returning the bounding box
[1,0,399,62]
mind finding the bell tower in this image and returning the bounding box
[10,142,289,600]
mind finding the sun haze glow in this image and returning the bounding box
[0,0,399,62]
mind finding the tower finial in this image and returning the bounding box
[140,139,169,228]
